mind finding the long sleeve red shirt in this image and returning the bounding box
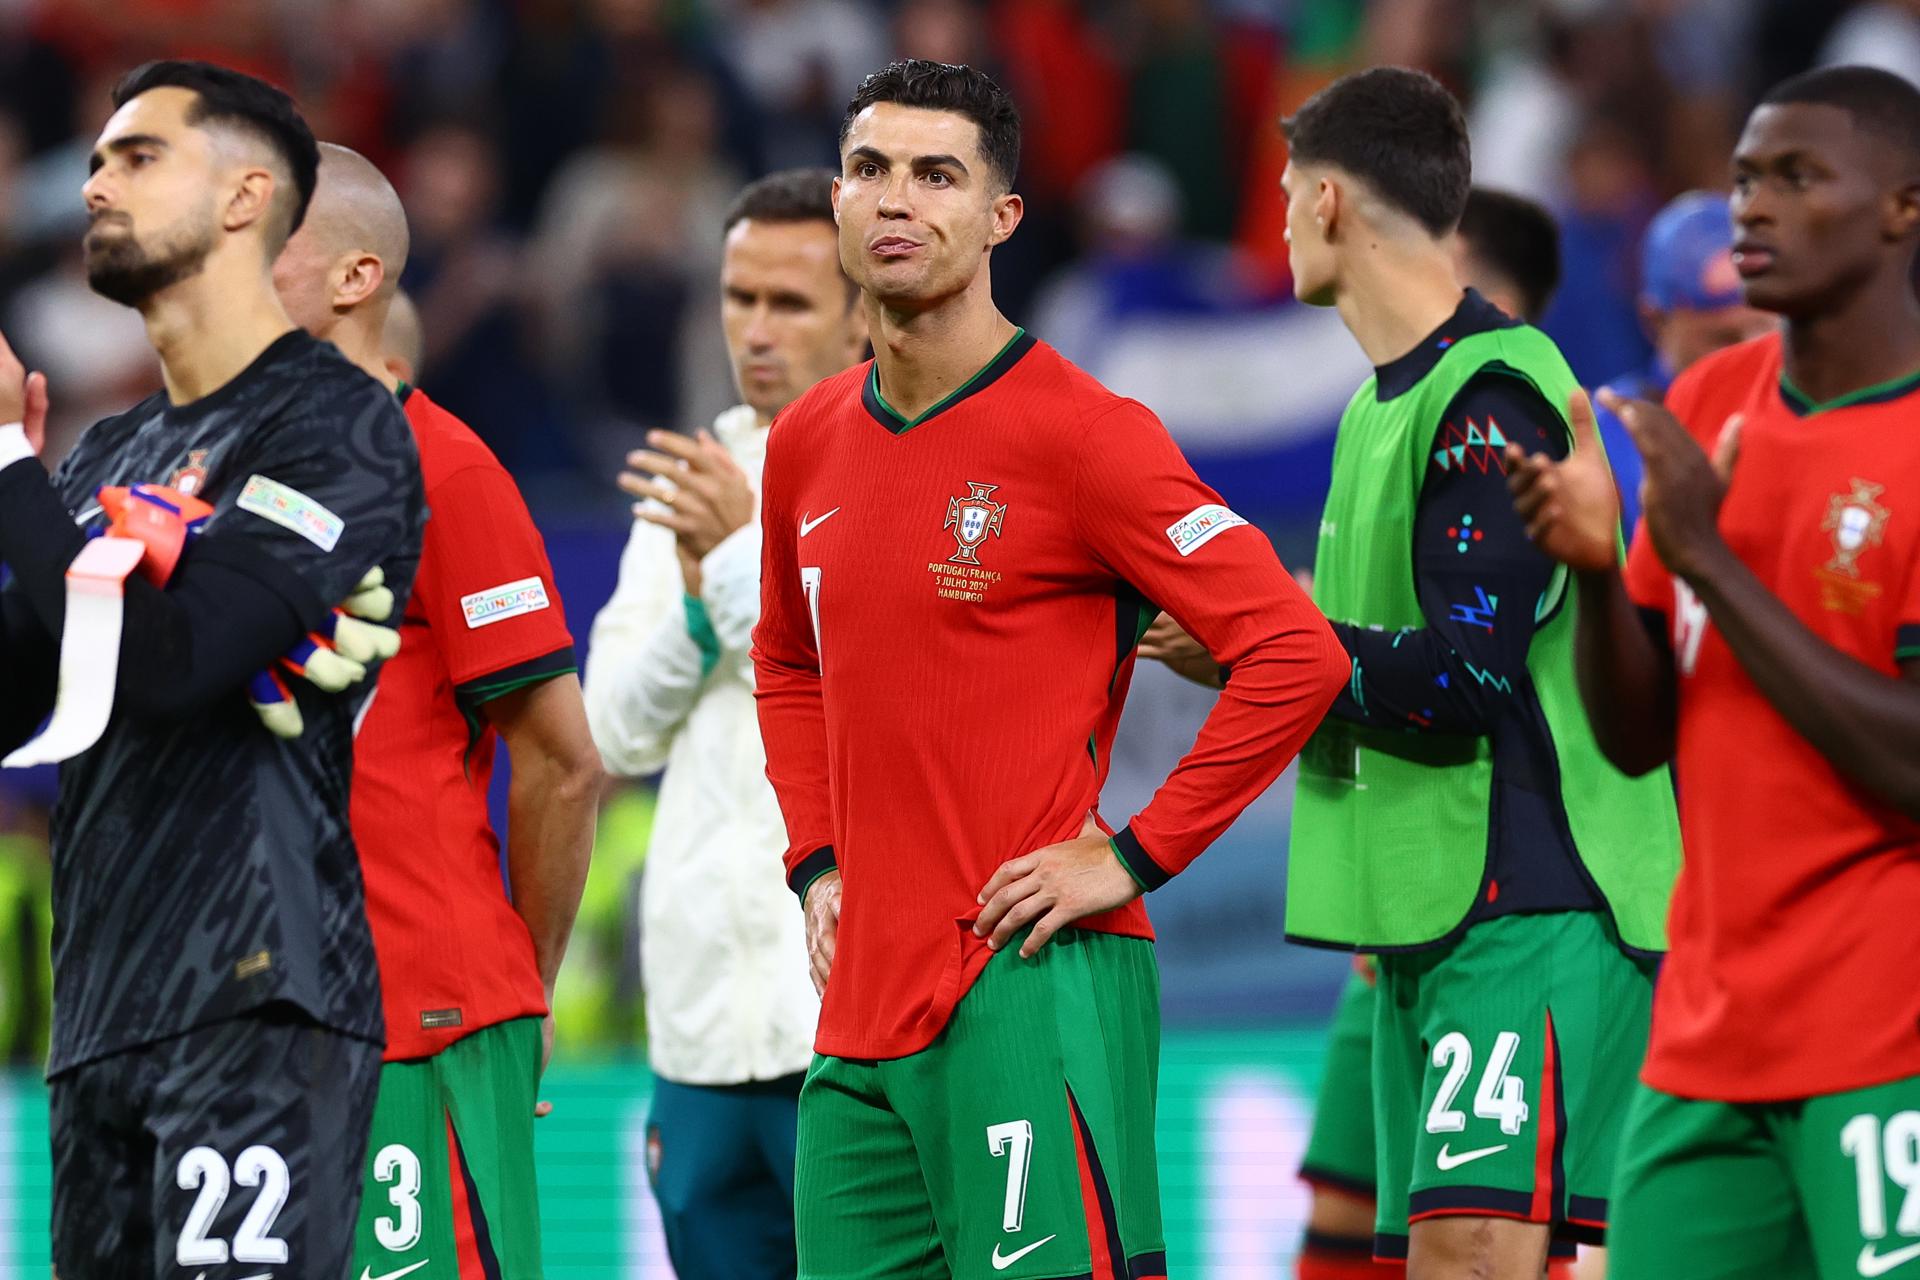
[752,333,1345,1059]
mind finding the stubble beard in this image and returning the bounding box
[85,213,218,309]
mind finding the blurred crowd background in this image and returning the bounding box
[0,0,1913,1066]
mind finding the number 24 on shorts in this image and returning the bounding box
[1427,1030,1530,1137]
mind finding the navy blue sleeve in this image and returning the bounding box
[0,575,56,753]
[1325,373,1571,733]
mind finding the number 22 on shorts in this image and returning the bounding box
[175,1144,291,1266]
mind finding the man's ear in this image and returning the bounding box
[223,167,278,236]
[1315,175,1340,242]
[332,251,386,311]
[1887,174,1920,245]
[988,191,1024,248]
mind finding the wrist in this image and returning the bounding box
[0,422,32,471]
[1672,535,1737,590]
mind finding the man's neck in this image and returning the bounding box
[142,261,298,405]
[1333,241,1465,368]
[1780,268,1920,406]
[867,280,1018,423]
[325,310,402,394]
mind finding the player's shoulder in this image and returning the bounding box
[1667,331,1781,419]
[777,361,872,432]
[1026,338,1167,444]
[402,386,510,488]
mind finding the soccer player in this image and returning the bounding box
[752,60,1347,1280]
[1275,68,1682,1279]
[1509,65,1920,1280]
[1287,184,1576,1280]
[272,142,598,1280]
[584,167,865,1277]
[1588,191,1774,531]
[0,61,424,1277]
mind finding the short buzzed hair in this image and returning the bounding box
[1283,66,1471,238]
[1760,65,1920,168]
[723,167,837,236]
[1457,188,1562,323]
[113,59,319,247]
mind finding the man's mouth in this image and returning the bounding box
[1731,242,1776,277]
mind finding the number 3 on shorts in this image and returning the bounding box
[372,1142,425,1251]
[1426,1030,1530,1137]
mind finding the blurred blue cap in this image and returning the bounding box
[1641,191,1743,313]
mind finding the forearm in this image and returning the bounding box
[1686,547,1920,814]
[1327,622,1497,733]
[0,457,313,719]
[1572,567,1676,775]
[1120,606,1347,886]
[497,682,600,990]
[583,610,707,775]
[0,585,55,752]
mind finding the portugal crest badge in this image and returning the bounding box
[168,449,211,497]
[944,481,1007,565]
[1822,478,1890,577]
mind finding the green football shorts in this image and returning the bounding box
[1609,1072,1920,1279]
[351,1015,544,1280]
[1301,967,1379,1198]
[795,927,1167,1280]
[1372,911,1655,1261]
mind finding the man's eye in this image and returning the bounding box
[925,171,949,186]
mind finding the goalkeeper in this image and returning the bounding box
[0,59,424,1278]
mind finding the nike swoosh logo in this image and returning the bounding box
[358,1261,431,1280]
[1435,1141,1509,1170]
[991,1234,1057,1271]
[799,507,840,537]
[1859,1241,1920,1277]
[73,504,102,527]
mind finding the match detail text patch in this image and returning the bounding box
[237,474,344,552]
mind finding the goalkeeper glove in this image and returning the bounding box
[248,567,401,739]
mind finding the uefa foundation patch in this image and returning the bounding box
[1166,503,1248,557]
[461,576,552,628]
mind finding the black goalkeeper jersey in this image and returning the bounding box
[34,330,424,1076]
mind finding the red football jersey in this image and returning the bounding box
[1625,333,1920,1101]
[351,386,577,1062]
[753,333,1345,1060]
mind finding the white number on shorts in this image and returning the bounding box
[374,1142,425,1251]
[176,1146,231,1265]
[987,1120,1035,1233]
[232,1145,291,1263]
[1842,1111,1920,1241]
[1426,1031,1530,1137]
[174,1144,290,1266]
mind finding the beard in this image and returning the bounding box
[84,212,217,308]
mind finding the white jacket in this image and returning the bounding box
[583,405,817,1085]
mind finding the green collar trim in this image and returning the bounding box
[862,328,1035,434]
[1779,366,1920,417]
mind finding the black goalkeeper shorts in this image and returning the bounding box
[49,1004,381,1279]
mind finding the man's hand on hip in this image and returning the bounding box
[803,869,842,996]
[974,815,1141,958]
